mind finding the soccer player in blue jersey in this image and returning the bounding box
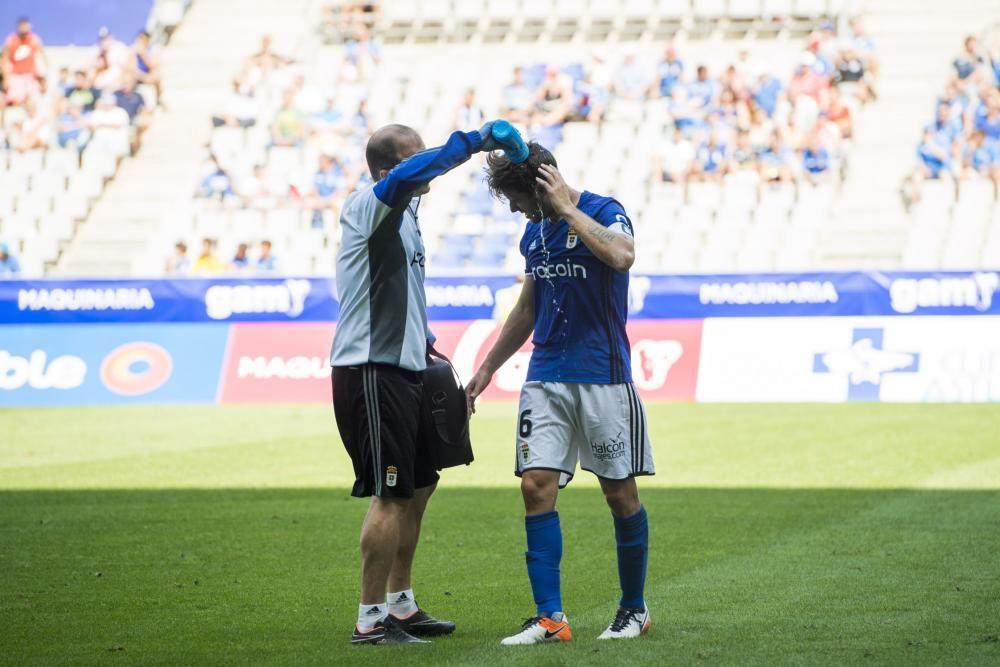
[466,142,654,644]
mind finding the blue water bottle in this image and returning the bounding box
[491,120,529,163]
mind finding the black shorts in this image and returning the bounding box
[332,364,440,499]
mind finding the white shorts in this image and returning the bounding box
[515,381,655,487]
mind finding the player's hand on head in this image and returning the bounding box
[535,164,574,216]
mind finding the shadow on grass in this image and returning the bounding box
[1,487,998,666]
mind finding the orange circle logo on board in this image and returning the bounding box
[100,342,173,396]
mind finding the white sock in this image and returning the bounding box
[357,602,387,632]
[388,589,418,618]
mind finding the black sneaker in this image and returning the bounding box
[351,615,430,645]
[391,608,457,637]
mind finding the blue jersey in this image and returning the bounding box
[520,191,633,385]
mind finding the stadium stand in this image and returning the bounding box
[142,0,878,277]
[4,0,1000,278]
[900,30,1000,269]
[0,4,188,278]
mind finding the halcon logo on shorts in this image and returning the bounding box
[386,465,398,487]
[204,279,311,320]
[889,272,999,313]
[591,433,627,461]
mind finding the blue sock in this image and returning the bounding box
[525,511,562,616]
[614,506,648,610]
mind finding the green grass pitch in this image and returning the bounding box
[1,402,999,666]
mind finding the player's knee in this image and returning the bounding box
[520,473,557,511]
[602,482,640,517]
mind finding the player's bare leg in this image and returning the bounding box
[388,483,434,592]
[384,483,455,636]
[502,469,572,645]
[359,496,407,605]
[597,476,650,640]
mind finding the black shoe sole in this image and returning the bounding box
[400,621,456,637]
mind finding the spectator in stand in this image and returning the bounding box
[691,131,728,182]
[95,28,132,92]
[271,89,307,147]
[801,133,831,184]
[533,67,572,127]
[651,125,694,185]
[834,46,872,103]
[915,127,953,182]
[198,157,234,199]
[255,239,277,273]
[654,45,684,98]
[975,92,1000,142]
[3,17,47,105]
[825,86,853,140]
[613,51,652,101]
[848,17,879,78]
[55,67,73,96]
[686,65,719,109]
[453,87,485,131]
[231,243,251,271]
[312,95,345,137]
[13,95,52,152]
[291,73,324,116]
[165,241,190,274]
[753,71,783,117]
[790,53,829,102]
[67,70,99,111]
[114,74,152,151]
[0,242,21,277]
[236,164,275,208]
[343,21,380,79]
[191,239,226,276]
[192,238,224,275]
[57,98,90,154]
[501,66,534,123]
[954,35,986,81]
[351,98,370,134]
[213,77,259,128]
[88,93,130,157]
[758,130,794,183]
[310,152,350,226]
[963,129,999,182]
[727,130,758,182]
[571,70,608,125]
[132,31,162,105]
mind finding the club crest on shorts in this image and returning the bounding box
[385,465,398,487]
[566,231,578,249]
[520,442,530,462]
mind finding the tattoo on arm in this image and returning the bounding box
[587,221,618,244]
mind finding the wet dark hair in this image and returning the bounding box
[484,141,557,200]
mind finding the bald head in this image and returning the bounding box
[366,124,425,180]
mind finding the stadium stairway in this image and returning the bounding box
[821,0,1000,269]
[55,0,317,276]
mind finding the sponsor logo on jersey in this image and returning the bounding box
[698,280,838,306]
[590,432,627,461]
[386,465,398,487]
[204,279,311,320]
[410,251,425,267]
[566,231,578,249]
[889,272,998,313]
[236,355,331,380]
[0,350,87,390]
[531,260,588,281]
[17,287,155,312]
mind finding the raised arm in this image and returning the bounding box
[373,129,484,208]
[535,164,635,272]
[466,275,536,412]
